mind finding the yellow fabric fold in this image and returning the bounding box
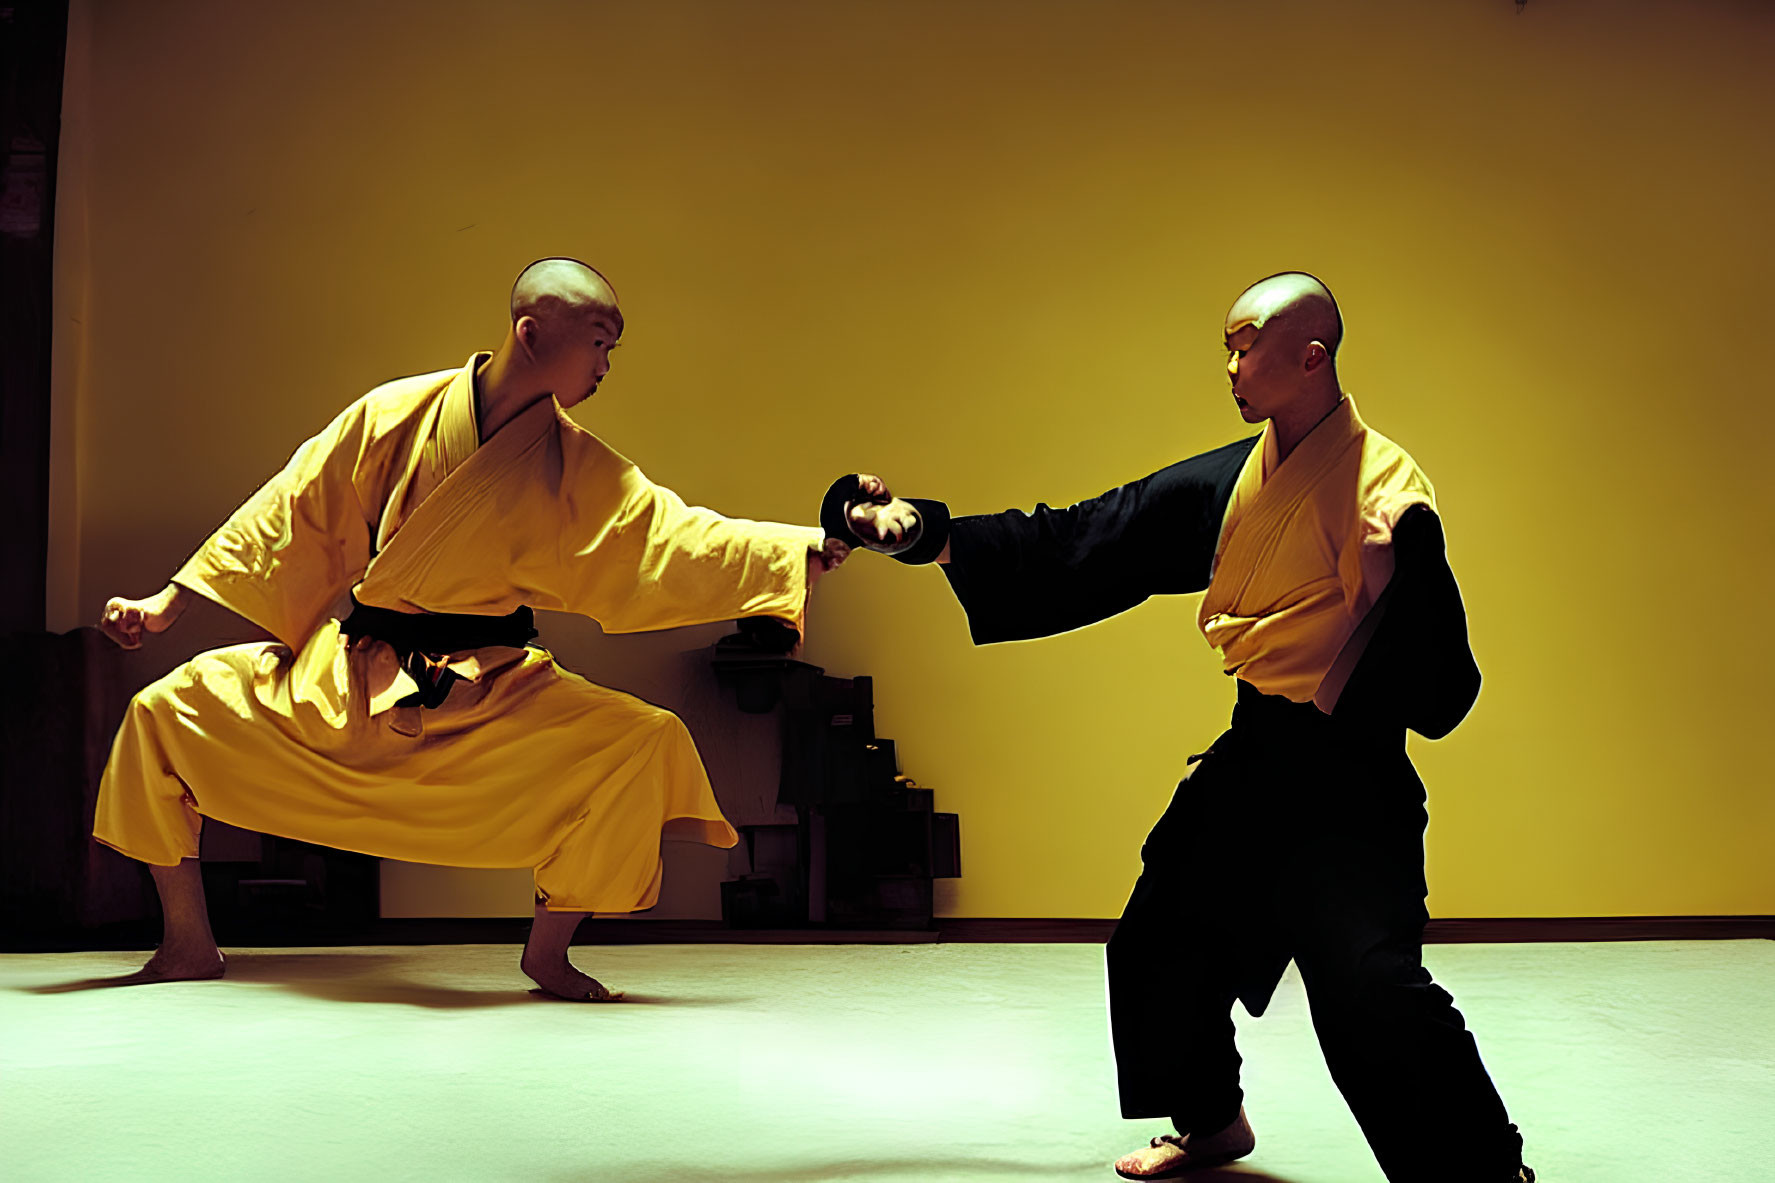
[1197,396,1434,704]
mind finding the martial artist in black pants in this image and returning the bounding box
[822,272,1534,1182]
[1110,677,1523,1182]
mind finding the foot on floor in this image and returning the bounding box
[1113,1108,1256,1179]
[120,945,226,985]
[520,952,624,1002]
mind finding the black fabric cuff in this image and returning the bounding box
[892,498,950,565]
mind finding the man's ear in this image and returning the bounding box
[1304,341,1329,372]
[515,316,541,361]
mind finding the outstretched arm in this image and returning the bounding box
[834,436,1257,645]
[543,432,832,637]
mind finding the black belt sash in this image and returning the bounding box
[341,596,538,709]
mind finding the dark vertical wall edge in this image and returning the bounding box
[0,0,71,635]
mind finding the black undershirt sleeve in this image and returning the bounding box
[1332,504,1482,739]
[940,436,1258,645]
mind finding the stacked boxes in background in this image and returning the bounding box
[713,627,960,931]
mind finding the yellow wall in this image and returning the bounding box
[52,0,1775,918]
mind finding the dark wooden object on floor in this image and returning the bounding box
[711,631,961,931]
[0,629,154,939]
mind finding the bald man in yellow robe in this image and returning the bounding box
[96,258,841,1002]
[832,273,1533,1183]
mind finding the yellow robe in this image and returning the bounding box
[1199,396,1435,705]
[94,355,821,912]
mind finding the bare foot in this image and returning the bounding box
[1113,1108,1255,1178]
[520,950,623,1002]
[117,945,227,986]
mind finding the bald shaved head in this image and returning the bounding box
[511,256,623,334]
[494,257,625,412]
[1224,271,1342,360]
[1222,271,1345,431]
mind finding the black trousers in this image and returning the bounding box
[1106,682,1524,1183]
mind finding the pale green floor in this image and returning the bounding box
[2,941,1771,1182]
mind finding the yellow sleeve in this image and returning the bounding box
[543,428,821,635]
[1340,454,1436,621]
[171,401,374,647]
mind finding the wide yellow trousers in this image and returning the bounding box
[93,635,737,913]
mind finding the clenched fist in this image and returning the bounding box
[807,536,851,588]
[99,584,192,650]
[845,473,922,548]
